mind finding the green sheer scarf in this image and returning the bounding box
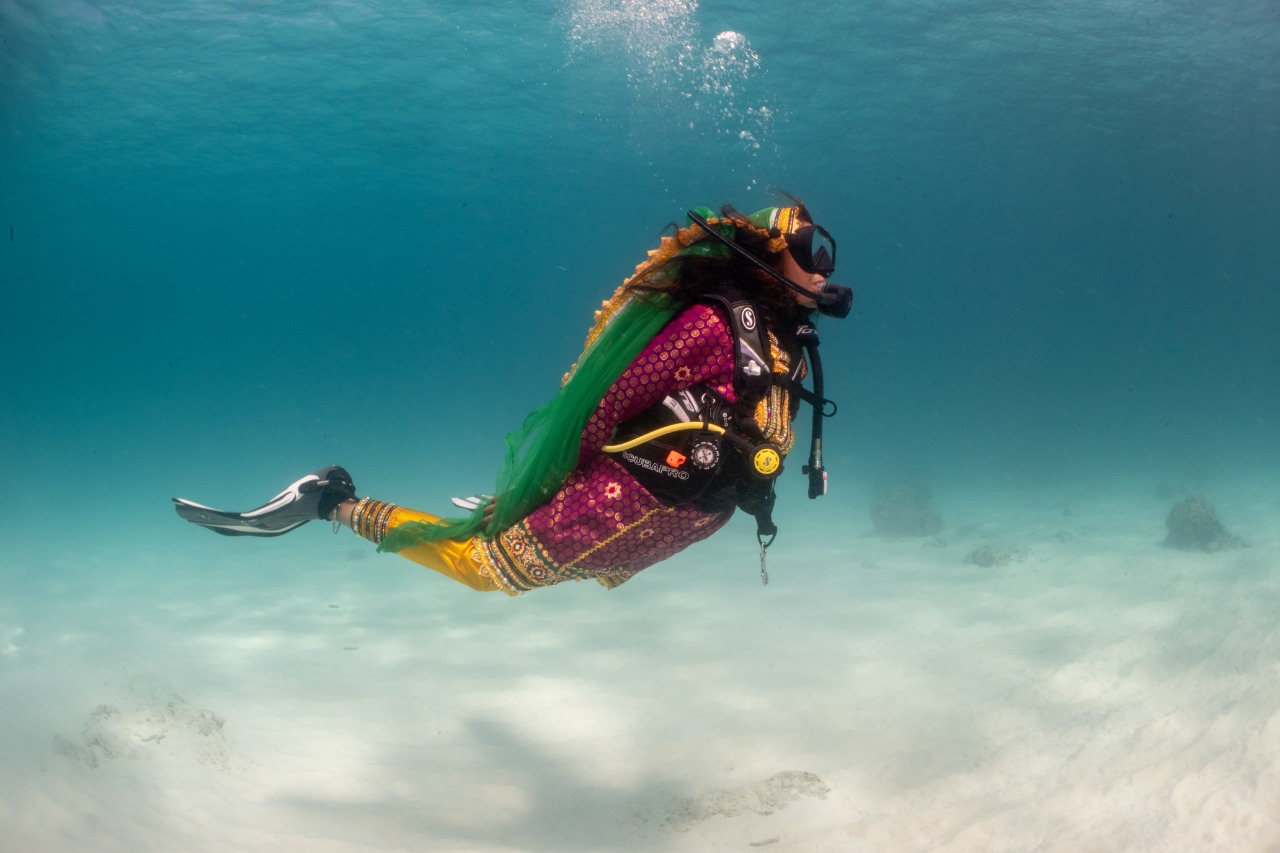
[379,293,679,553]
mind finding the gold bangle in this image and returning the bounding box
[351,497,372,538]
[373,502,396,544]
[361,499,379,540]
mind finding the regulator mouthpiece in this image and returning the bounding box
[815,282,853,319]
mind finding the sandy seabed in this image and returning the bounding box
[2,486,1279,852]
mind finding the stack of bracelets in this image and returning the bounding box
[345,497,399,545]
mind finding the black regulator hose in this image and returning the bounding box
[797,324,828,499]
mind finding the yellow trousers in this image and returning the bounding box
[381,506,500,592]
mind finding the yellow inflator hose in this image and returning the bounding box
[603,423,782,478]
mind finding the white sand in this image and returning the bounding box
[2,486,1278,852]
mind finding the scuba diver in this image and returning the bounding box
[173,199,852,594]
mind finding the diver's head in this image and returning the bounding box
[686,203,853,319]
[618,200,852,322]
[680,203,849,318]
[757,205,852,319]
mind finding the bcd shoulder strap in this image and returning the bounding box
[697,288,772,435]
[697,288,785,581]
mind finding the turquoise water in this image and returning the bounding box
[5,0,1276,515]
[2,1,1279,850]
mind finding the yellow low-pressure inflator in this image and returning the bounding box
[603,422,782,479]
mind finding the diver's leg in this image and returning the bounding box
[332,499,499,592]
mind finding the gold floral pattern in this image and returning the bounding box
[753,330,803,454]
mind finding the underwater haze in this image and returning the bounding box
[3,1,1280,851]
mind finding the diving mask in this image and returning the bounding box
[785,224,836,279]
[758,207,837,279]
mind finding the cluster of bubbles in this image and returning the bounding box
[566,0,698,81]
[699,30,772,150]
[563,0,776,153]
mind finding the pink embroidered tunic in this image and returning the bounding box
[469,303,797,594]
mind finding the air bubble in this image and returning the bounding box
[563,2,777,153]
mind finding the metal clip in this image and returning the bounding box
[759,541,770,585]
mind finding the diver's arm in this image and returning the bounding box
[577,303,736,462]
